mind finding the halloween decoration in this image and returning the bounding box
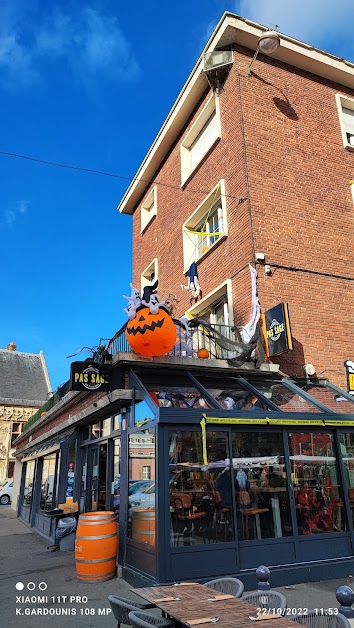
[197,348,210,359]
[126,305,177,357]
[123,283,141,308]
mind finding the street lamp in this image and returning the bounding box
[248,30,281,75]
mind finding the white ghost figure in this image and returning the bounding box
[123,282,141,307]
[223,397,236,410]
[142,293,166,314]
[124,299,137,320]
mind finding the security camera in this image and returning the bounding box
[255,252,265,262]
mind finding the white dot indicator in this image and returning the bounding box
[16,582,24,591]
[39,582,47,591]
[27,582,35,591]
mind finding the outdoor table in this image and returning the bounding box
[132,583,295,628]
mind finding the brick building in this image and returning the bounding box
[118,12,354,389]
[12,13,354,586]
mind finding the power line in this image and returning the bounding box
[0,150,247,202]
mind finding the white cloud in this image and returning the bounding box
[3,200,28,227]
[0,6,140,88]
[238,0,354,60]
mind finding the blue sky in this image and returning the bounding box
[1,0,353,392]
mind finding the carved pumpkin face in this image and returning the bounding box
[126,307,177,357]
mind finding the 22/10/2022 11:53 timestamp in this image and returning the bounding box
[256,608,339,616]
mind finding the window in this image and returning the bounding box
[142,465,151,480]
[289,432,345,535]
[169,430,235,546]
[336,94,354,149]
[181,94,221,184]
[232,432,293,540]
[141,258,158,298]
[182,180,227,269]
[187,280,233,359]
[141,186,157,232]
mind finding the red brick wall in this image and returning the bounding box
[131,45,354,389]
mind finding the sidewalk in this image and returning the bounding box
[1,504,353,627]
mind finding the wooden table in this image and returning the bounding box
[131,583,295,628]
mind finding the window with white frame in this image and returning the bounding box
[142,465,151,480]
[141,258,158,296]
[141,186,157,232]
[181,94,221,184]
[182,180,227,271]
[188,280,234,358]
[336,94,354,149]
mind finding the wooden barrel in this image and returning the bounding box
[131,509,155,546]
[75,511,117,582]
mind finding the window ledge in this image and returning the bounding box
[140,214,157,234]
[344,143,354,152]
[180,136,221,189]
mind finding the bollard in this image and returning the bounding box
[256,565,271,592]
[336,586,354,618]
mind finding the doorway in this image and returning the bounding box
[87,443,108,511]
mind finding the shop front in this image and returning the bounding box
[15,361,354,586]
[119,366,354,586]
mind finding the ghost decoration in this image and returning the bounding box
[123,283,141,308]
[124,299,138,320]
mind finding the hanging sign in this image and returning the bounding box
[344,360,354,395]
[261,303,292,358]
[70,362,111,392]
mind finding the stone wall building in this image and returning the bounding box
[0,342,52,481]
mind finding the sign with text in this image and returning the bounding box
[344,360,354,395]
[261,302,293,358]
[70,361,111,392]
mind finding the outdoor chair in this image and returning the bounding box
[205,576,244,598]
[128,610,177,628]
[290,611,351,628]
[108,595,156,628]
[242,590,287,612]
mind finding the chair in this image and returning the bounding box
[173,493,206,539]
[128,610,177,627]
[205,576,244,598]
[290,611,350,628]
[242,590,287,612]
[108,595,156,628]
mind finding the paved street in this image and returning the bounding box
[1,504,354,627]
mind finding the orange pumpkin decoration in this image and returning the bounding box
[126,307,177,357]
[197,348,210,359]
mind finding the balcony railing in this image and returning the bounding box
[108,320,242,361]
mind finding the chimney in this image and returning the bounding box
[6,341,16,351]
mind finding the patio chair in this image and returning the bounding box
[205,576,244,598]
[108,595,156,628]
[128,610,177,627]
[290,611,350,628]
[242,590,287,612]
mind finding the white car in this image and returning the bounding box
[129,482,155,512]
[0,479,13,505]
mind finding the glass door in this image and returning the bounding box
[88,446,99,511]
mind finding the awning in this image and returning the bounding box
[21,429,75,461]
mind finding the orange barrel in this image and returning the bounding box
[131,509,155,546]
[75,512,117,582]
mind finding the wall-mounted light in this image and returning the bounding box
[304,363,316,376]
[248,30,281,76]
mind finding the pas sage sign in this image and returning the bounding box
[70,362,111,392]
[262,302,293,358]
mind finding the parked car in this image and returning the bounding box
[113,480,153,508]
[129,481,155,512]
[0,479,14,505]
